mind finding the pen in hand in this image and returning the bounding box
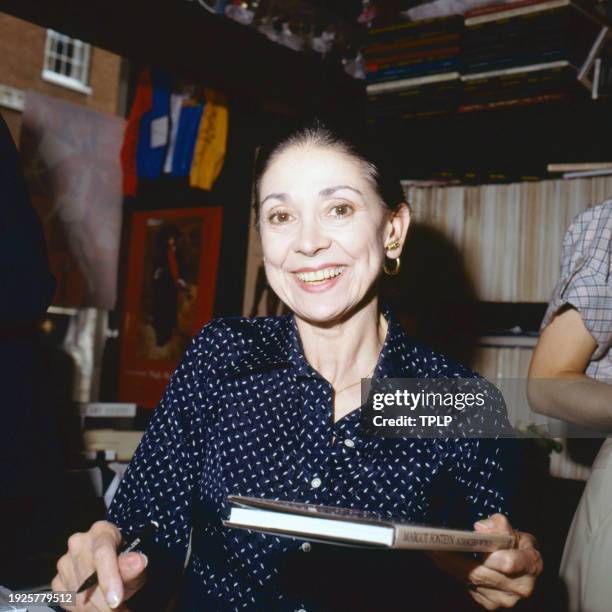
[76,521,159,594]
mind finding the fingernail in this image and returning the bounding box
[106,590,120,609]
[475,519,493,529]
[141,553,148,568]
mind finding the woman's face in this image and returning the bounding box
[258,144,397,324]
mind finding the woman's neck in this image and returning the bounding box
[294,299,388,389]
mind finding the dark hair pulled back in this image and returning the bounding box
[252,117,405,224]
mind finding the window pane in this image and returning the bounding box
[44,29,91,87]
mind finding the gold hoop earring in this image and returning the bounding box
[383,256,401,276]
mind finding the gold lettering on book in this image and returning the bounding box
[399,532,495,548]
[400,532,455,546]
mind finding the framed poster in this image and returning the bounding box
[118,207,222,407]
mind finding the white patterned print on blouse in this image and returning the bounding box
[107,304,514,611]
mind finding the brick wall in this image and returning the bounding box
[0,11,122,145]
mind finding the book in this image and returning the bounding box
[563,168,612,178]
[83,429,144,461]
[366,71,460,94]
[367,32,461,56]
[366,46,461,73]
[368,15,463,43]
[547,161,612,171]
[223,495,516,551]
[367,57,460,83]
[458,92,566,111]
[79,402,137,418]
[464,0,569,19]
[465,0,572,26]
[460,59,570,81]
[462,50,568,74]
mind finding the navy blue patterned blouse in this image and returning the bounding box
[107,306,515,612]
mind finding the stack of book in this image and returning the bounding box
[460,0,601,111]
[80,401,142,462]
[365,16,463,119]
[365,0,604,120]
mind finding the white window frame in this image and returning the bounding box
[42,29,92,95]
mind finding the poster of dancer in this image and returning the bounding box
[118,207,222,407]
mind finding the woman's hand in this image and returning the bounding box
[429,514,543,610]
[52,520,148,611]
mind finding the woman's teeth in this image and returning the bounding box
[296,266,345,283]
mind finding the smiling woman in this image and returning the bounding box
[253,120,408,328]
[52,119,543,612]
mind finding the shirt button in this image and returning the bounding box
[343,438,355,448]
[301,542,311,552]
[310,477,322,489]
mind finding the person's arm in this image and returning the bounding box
[527,306,612,429]
[53,323,219,610]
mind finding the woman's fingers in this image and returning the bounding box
[474,513,515,541]
[432,516,542,609]
[118,552,149,600]
[482,533,543,600]
[79,553,147,612]
[469,586,520,610]
[469,587,502,611]
[428,549,478,582]
[52,521,148,612]
[469,563,535,597]
[91,532,125,608]
[485,546,542,577]
[51,573,76,611]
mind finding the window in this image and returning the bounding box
[42,30,92,94]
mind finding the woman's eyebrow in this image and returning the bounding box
[261,192,288,206]
[319,185,363,197]
[261,185,363,206]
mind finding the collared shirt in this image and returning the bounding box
[541,199,612,380]
[107,306,515,611]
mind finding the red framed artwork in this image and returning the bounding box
[118,207,223,407]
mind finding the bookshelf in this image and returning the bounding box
[364,1,612,185]
[365,1,611,121]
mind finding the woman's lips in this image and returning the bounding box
[293,265,346,293]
